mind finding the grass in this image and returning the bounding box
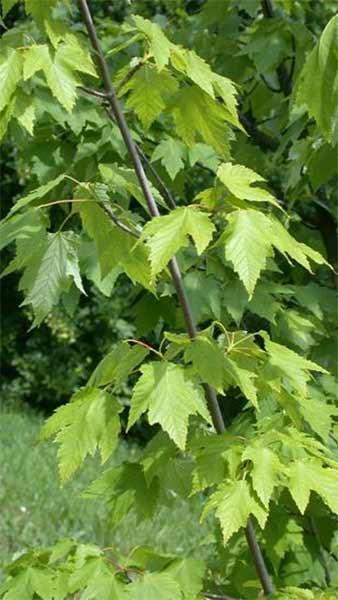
[0,406,210,567]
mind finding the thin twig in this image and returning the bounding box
[205,594,242,600]
[77,85,107,99]
[136,144,177,210]
[101,203,140,238]
[260,74,281,94]
[116,60,145,95]
[78,1,274,595]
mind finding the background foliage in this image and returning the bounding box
[0,0,337,598]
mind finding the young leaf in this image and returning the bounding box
[151,137,186,180]
[24,44,79,112]
[80,202,152,288]
[0,210,43,252]
[131,15,173,70]
[13,92,36,134]
[171,85,231,156]
[224,357,258,408]
[164,558,205,600]
[41,387,121,483]
[89,342,149,387]
[23,44,51,80]
[142,206,215,278]
[22,232,85,325]
[24,0,58,23]
[127,361,211,450]
[287,460,338,514]
[183,49,215,97]
[56,36,97,78]
[1,0,19,17]
[120,63,178,129]
[8,173,66,217]
[0,48,23,112]
[263,336,327,396]
[217,162,279,207]
[202,479,268,543]
[295,15,338,143]
[127,572,181,600]
[223,210,328,297]
[269,217,328,273]
[242,446,282,508]
[223,209,273,297]
[184,334,226,393]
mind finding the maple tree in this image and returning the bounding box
[0,0,337,598]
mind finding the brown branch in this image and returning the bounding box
[240,114,279,151]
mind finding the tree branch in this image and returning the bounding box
[240,114,279,151]
[78,1,274,595]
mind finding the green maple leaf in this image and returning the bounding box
[171,85,232,156]
[8,173,66,217]
[296,14,338,143]
[223,209,328,297]
[164,558,205,599]
[263,336,327,396]
[170,47,242,131]
[127,572,182,600]
[80,202,152,288]
[24,0,58,23]
[56,36,97,78]
[217,162,279,207]
[223,209,273,297]
[224,357,258,408]
[0,48,23,112]
[298,393,337,442]
[287,460,338,514]
[89,342,149,387]
[0,210,43,252]
[184,334,226,393]
[120,63,178,129]
[131,15,173,70]
[242,446,282,507]
[202,479,268,543]
[269,217,328,273]
[23,44,79,112]
[41,387,121,483]
[13,91,36,134]
[183,49,215,97]
[212,73,244,131]
[21,232,85,325]
[142,205,215,278]
[127,361,211,450]
[151,137,187,180]
[1,0,19,16]
[28,568,54,600]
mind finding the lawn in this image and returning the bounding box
[0,407,209,567]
